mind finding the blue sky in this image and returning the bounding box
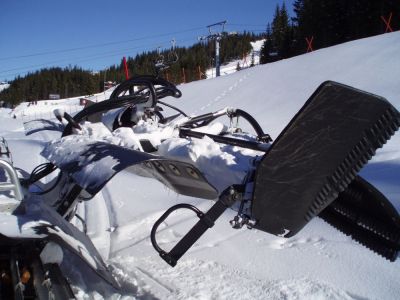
[0,0,294,81]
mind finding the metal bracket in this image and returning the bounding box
[151,185,242,266]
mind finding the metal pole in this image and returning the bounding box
[103,69,106,93]
[199,21,230,78]
[182,67,186,83]
[215,37,221,77]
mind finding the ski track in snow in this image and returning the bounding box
[199,71,252,112]
[255,235,341,260]
[109,210,165,256]
[110,256,359,300]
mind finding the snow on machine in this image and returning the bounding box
[1,75,400,298]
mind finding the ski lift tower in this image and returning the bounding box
[199,21,236,77]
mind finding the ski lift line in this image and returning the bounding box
[224,29,266,34]
[0,37,196,78]
[207,20,227,29]
[228,23,266,27]
[0,51,129,76]
[1,26,260,79]
[0,54,125,79]
[241,30,267,33]
[0,26,205,61]
[0,38,196,75]
[0,47,151,74]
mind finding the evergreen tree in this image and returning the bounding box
[260,3,293,64]
[0,67,102,106]
[272,2,292,58]
[292,0,400,53]
[260,24,276,64]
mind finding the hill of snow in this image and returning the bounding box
[1,32,400,299]
[0,82,9,92]
[205,39,264,78]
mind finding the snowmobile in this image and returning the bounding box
[1,75,400,298]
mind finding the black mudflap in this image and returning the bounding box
[252,81,400,238]
[23,119,64,136]
[320,176,400,261]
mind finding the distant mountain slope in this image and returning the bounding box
[0,82,9,92]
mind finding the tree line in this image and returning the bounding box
[260,0,399,63]
[98,32,255,84]
[2,0,398,106]
[0,67,101,106]
[0,33,256,106]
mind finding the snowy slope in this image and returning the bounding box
[1,32,400,299]
[205,39,263,78]
[0,82,10,92]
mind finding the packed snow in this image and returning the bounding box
[1,32,400,299]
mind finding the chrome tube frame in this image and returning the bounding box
[0,159,23,201]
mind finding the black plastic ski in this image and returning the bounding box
[252,81,400,238]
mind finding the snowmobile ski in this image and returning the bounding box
[251,81,400,238]
[41,139,219,199]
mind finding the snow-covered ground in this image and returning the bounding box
[8,87,115,121]
[1,31,400,299]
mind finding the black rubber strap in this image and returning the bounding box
[152,186,240,267]
[163,200,227,266]
[56,184,83,217]
[179,128,268,152]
